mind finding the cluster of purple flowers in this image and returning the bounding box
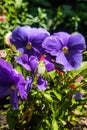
[0,26,86,109]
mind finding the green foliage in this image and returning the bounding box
[6,109,18,130]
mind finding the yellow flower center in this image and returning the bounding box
[62,47,68,54]
[26,42,32,50]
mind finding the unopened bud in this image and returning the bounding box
[38,62,46,75]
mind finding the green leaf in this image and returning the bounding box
[72,61,87,76]
[53,90,61,101]
[6,109,17,130]
[44,93,53,102]
[48,70,56,80]
[52,119,58,130]
[15,65,23,74]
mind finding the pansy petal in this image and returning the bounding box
[56,51,82,71]
[17,80,27,99]
[0,58,14,93]
[25,76,33,93]
[0,86,11,98]
[29,27,50,44]
[56,51,69,69]
[16,55,39,71]
[65,51,82,70]
[44,56,55,71]
[42,35,63,56]
[0,67,13,86]
[10,88,18,110]
[10,26,31,49]
[18,48,25,54]
[68,33,86,51]
[16,54,31,71]
[29,28,50,55]
[0,58,13,73]
[45,62,55,72]
[13,71,27,99]
[54,32,70,45]
[37,77,47,90]
[29,56,38,71]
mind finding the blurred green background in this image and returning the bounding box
[0,0,87,46]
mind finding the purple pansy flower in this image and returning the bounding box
[16,54,38,71]
[72,91,84,100]
[26,76,47,93]
[10,26,50,58]
[42,32,86,71]
[0,58,27,110]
